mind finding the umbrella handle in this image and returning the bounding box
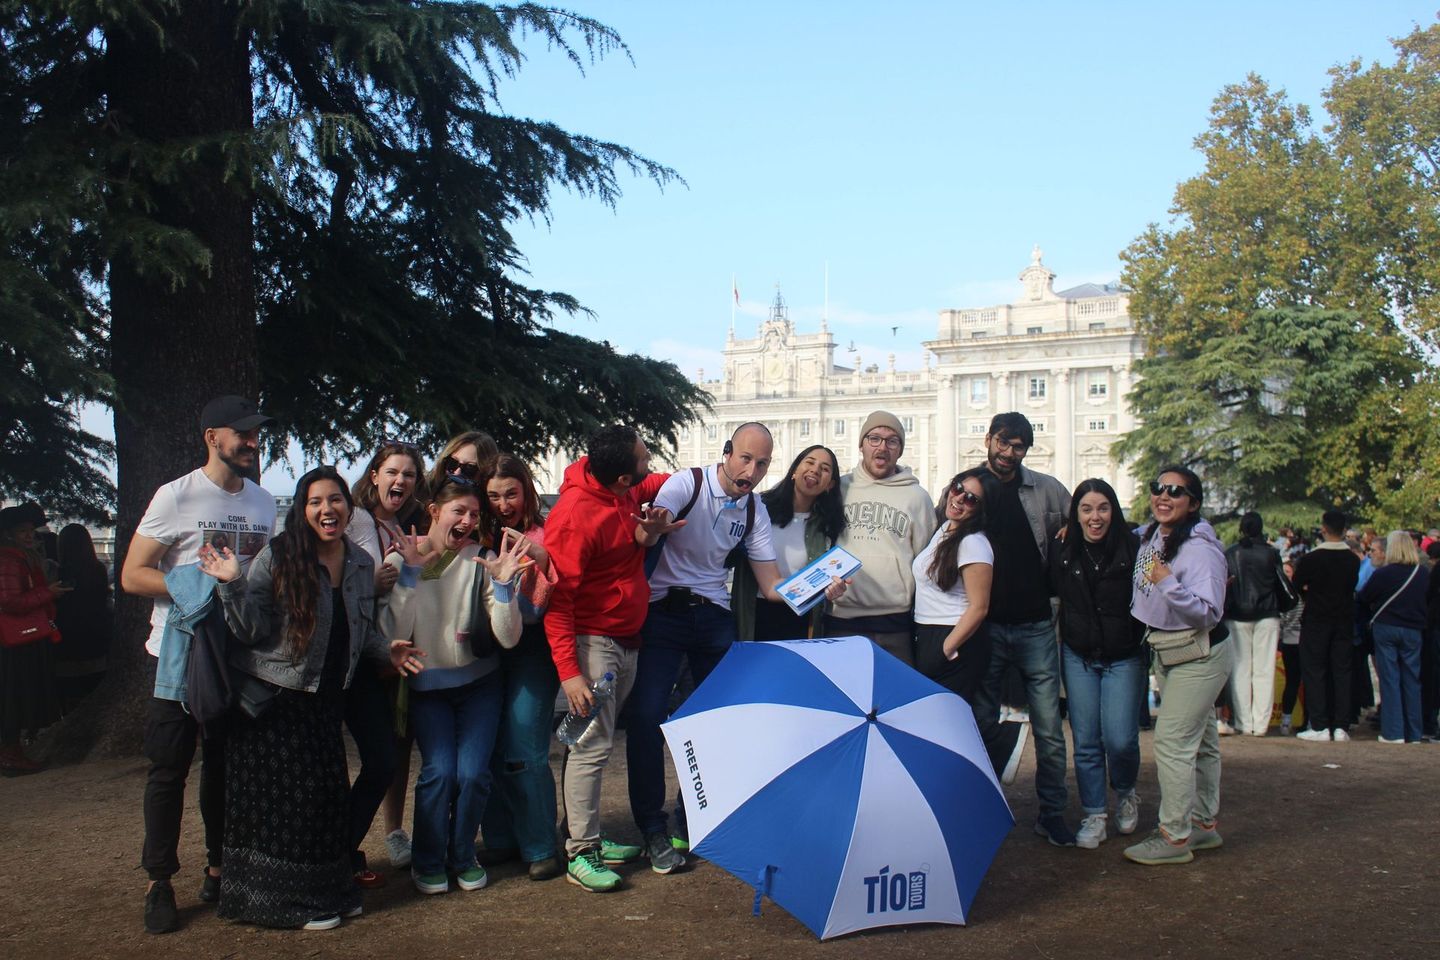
[752,864,776,917]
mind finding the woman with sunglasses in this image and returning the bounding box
[346,441,428,879]
[380,474,529,895]
[1049,479,1145,850]
[474,455,565,880]
[201,467,425,930]
[1123,467,1229,866]
[733,444,848,641]
[424,431,500,507]
[911,467,996,702]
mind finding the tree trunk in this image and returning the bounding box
[43,2,257,762]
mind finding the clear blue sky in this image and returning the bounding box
[496,0,1437,381]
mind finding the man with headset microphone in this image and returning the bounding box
[623,422,845,874]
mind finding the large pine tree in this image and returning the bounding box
[2,1,707,757]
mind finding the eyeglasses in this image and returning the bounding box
[950,489,981,507]
[1149,481,1192,499]
[862,434,902,449]
[442,456,481,481]
[990,436,1029,453]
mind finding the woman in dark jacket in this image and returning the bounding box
[1357,530,1430,744]
[1049,479,1144,850]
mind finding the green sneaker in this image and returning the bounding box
[1186,819,1223,851]
[567,850,622,892]
[1123,829,1194,865]
[599,837,642,865]
[670,836,690,854]
[455,864,488,891]
[412,870,449,895]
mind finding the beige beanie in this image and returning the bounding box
[859,410,905,452]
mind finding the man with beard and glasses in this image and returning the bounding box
[542,425,674,893]
[121,395,277,933]
[972,411,1076,847]
[825,410,938,665]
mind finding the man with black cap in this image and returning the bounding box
[825,410,937,665]
[120,395,276,933]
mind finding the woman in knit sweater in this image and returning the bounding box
[381,476,529,895]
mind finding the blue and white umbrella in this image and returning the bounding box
[661,635,1013,940]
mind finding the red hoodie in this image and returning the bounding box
[543,458,668,682]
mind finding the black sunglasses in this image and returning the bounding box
[442,456,481,481]
[1149,481,1193,499]
[950,489,981,507]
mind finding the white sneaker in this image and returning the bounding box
[1075,814,1107,849]
[1115,792,1140,835]
[998,720,1028,786]
[1296,728,1332,742]
[385,829,412,868]
[1216,719,1236,736]
[1331,728,1351,742]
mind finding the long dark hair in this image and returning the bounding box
[1141,463,1204,563]
[479,454,546,549]
[271,466,352,660]
[927,466,994,593]
[762,444,847,545]
[351,441,428,527]
[1062,478,1133,565]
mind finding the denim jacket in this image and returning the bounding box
[218,541,385,692]
[153,564,220,702]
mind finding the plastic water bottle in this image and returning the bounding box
[555,672,616,747]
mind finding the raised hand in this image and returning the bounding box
[501,525,549,566]
[633,504,686,546]
[197,544,241,583]
[477,531,531,584]
[396,526,431,568]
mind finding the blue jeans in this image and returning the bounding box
[480,623,561,862]
[409,671,503,876]
[626,601,736,836]
[1061,646,1143,813]
[974,619,1068,816]
[1372,623,1423,742]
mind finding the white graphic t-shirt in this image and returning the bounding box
[137,469,277,655]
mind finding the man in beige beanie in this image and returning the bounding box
[824,410,937,665]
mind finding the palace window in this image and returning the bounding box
[799,419,811,437]
[1026,325,1043,335]
[902,416,915,432]
[969,378,989,404]
[1087,371,1108,399]
[1088,417,1109,432]
[1028,376,1047,400]
[706,424,718,441]
[834,419,846,437]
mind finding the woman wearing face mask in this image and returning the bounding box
[1123,466,1229,866]
[733,444,848,641]
[1050,479,1145,850]
[474,455,565,880]
[346,441,429,880]
[911,467,995,702]
[201,467,425,930]
[381,475,527,896]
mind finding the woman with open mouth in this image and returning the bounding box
[1049,478,1145,850]
[733,444,849,641]
[380,473,528,895]
[202,466,425,930]
[1123,466,1229,866]
[346,440,429,882]
[474,455,568,880]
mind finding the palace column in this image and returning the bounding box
[1053,367,1072,487]
[936,373,957,479]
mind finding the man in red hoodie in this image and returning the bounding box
[544,425,678,893]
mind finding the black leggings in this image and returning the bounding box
[1280,643,1302,717]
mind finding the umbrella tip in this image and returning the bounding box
[866,709,878,724]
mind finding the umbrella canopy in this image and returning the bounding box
[661,635,1013,940]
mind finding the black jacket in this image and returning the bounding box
[1048,533,1145,662]
[1224,538,1285,622]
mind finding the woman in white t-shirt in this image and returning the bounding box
[732,445,848,641]
[912,467,995,702]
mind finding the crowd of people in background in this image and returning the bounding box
[2,395,1438,935]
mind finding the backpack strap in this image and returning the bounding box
[644,466,706,579]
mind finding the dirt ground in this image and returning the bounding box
[1,725,1436,960]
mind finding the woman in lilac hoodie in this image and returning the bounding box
[1123,465,1230,866]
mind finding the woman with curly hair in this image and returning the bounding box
[200,467,424,929]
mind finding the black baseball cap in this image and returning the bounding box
[200,395,274,432]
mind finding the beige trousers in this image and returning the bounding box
[561,635,639,858]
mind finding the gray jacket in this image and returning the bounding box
[218,540,387,692]
[1015,463,1071,557]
